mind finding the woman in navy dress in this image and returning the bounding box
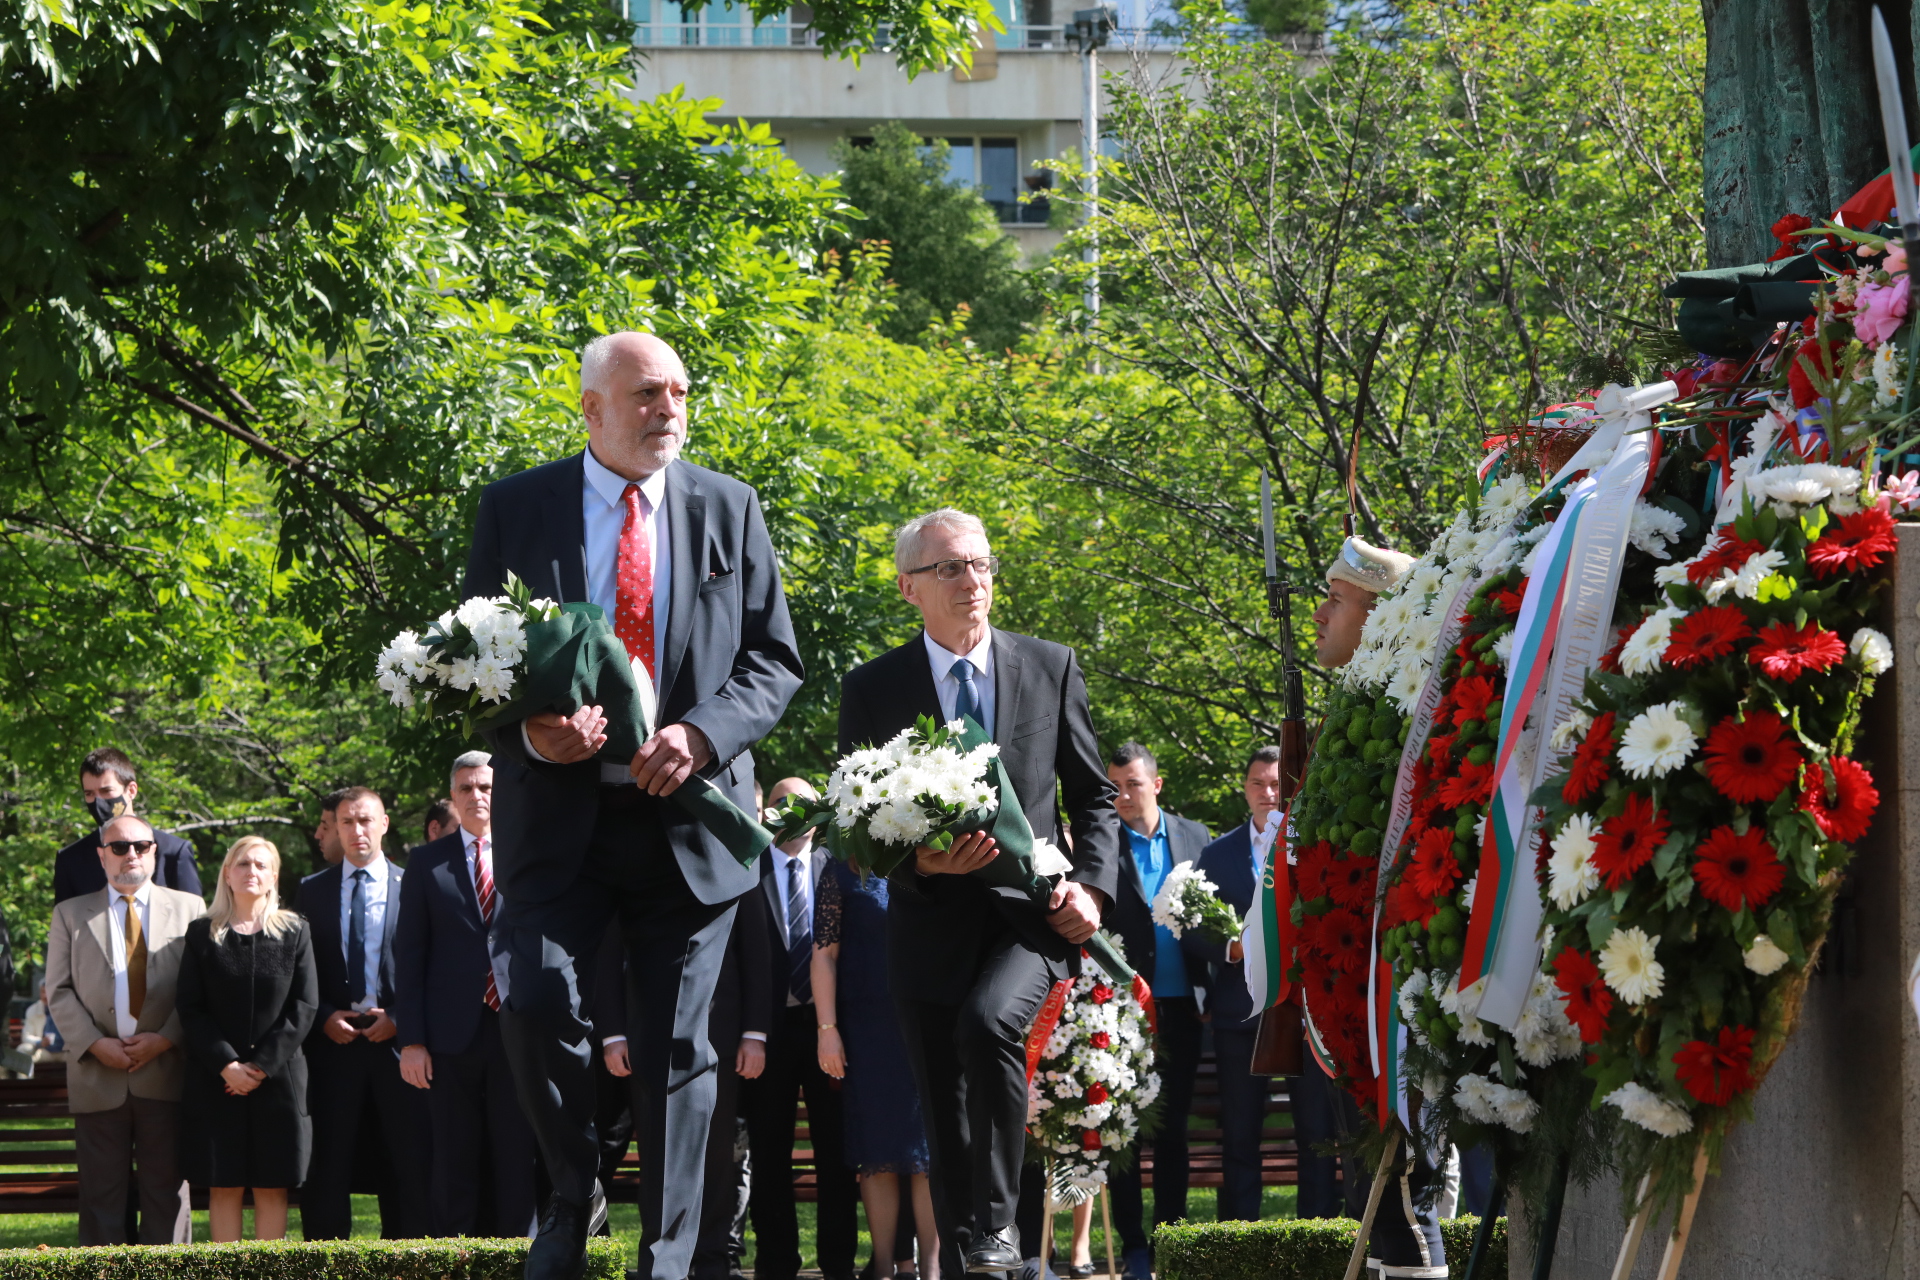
[814,859,940,1280]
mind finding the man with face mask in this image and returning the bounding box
[52,749,202,905]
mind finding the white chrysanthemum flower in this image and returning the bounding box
[471,655,515,704]
[1733,549,1789,600]
[1405,606,1444,656]
[1386,660,1429,714]
[1397,969,1429,1025]
[868,799,934,845]
[1346,645,1393,690]
[1606,1082,1694,1137]
[1405,562,1446,601]
[1852,627,1893,675]
[1461,871,1478,912]
[1629,502,1688,559]
[1547,814,1600,909]
[1514,971,1581,1067]
[376,667,415,708]
[1478,534,1520,575]
[1619,700,1697,779]
[1743,933,1790,975]
[1653,559,1691,587]
[1440,512,1475,558]
[445,655,478,691]
[1482,475,1532,526]
[1492,1082,1540,1133]
[1453,1074,1498,1125]
[1600,927,1665,1004]
[1550,707,1594,751]
[1618,607,1683,677]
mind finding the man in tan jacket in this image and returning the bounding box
[47,813,206,1244]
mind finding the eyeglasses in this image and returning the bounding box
[906,556,1001,581]
[104,840,156,857]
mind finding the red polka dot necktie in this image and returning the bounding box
[615,484,656,684]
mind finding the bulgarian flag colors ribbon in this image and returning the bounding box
[1459,382,1676,1028]
[1240,807,1291,1013]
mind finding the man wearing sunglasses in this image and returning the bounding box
[837,507,1119,1279]
[46,814,206,1243]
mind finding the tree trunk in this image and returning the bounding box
[1702,0,1915,266]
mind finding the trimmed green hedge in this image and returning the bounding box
[1155,1215,1506,1280]
[0,1238,627,1279]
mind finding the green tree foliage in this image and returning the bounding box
[828,123,1039,351]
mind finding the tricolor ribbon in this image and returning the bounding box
[1241,807,1292,1013]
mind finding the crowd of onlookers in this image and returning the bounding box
[23,741,1490,1278]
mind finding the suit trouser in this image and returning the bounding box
[689,985,748,1280]
[743,1003,858,1280]
[495,802,734,1280]
[304,1034,430,1239]
[1108,997,1202,1248]
[899,933,1062,1275]
[1289,1040,1345,1219]
[1210,1026,1271,1223]
[74,1096,189,1245]
[426,1009,538,1237]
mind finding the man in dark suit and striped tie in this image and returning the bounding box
[741,776,858,1280]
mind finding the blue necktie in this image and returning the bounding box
[786,858,812,1005]
[953,657,982,731]
[347,867,370,1005]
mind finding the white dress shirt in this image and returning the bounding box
[923,628,996,738]
[338,854,392,1012]
[460,827,491,910]
[525,449,675,783]
[106,883,153,1039]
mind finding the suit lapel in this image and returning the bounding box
[548,453,589,603]
[446,842,483,930]
[990,630,1022,746]
[660,464,704,701]
[760,851,786,945]
[905,635,942,725]
[85,891,116,969]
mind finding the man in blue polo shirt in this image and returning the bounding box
[1103,742,1211,1280]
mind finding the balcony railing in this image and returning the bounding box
[629,22,1193,50]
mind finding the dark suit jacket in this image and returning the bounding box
[593,887,771,1051]
[1105,811,1212,1001]
[54,827,202,904]
[751,846,830,1054]
[838,629,1121,1005]
[392,832,496,1055]
[1183,823,1260,1033]
[296,859,405,1038]
[463,453,804,908]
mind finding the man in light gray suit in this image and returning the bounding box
[46,813,206,1244]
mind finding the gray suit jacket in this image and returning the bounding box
[463,453,804,907]
[46,885,207,1112]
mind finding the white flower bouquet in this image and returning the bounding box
[772,713,1135,982]
[1148,863,1242,945]
[1026,954,1162,1200]
[376,573,563,718]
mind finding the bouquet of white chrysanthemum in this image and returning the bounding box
[1148,863,1242,944]
[376,574,562,715]
[773,713,1136,983]
[1025,953,1162,1201]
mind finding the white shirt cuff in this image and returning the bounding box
[740,1031,768,1043]
[601,1035,627,1047]
[521,721,557,764]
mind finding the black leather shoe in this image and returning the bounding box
[527,1184,606,1280]
[966,1228,1022,1274]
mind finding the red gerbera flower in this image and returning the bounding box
[1295,840,1335,900]
[1561,711,1617,804]
[1598,625,1635,672]
[1788,339,1841,409]
[1551,945,1614,1044]
[1692,824,1786,913]
[1427,731,1458,768]
[1674,1025,1756,1106]
[1391,877,1440,927]
[1494,586,1524,616]
[1437,759,1496,809]
[1313,909,1371,974]
[1751,620,1847,681]
[1664,604,1753,669]
[1687,531,1767,586]
[1701,710,1804,803]
[1407,826,1463,899]
[1301,959,1343,1010]
[1451,675,1497,728]
[1590,792,1671,891]
[1806,505,1897,579]
[1801,755,1880,843]
[1326,857,1378,911]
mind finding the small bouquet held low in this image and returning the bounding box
[1148,864,1242,945]
[375,573,768,864]
[770,714,1136,983]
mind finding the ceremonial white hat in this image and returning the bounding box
[1325,535,1415,595]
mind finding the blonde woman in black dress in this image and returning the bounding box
[177,836,318,1241]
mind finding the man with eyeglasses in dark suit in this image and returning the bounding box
[837,507,1120,1279]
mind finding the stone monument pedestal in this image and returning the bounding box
[1509,524,1920,1280]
